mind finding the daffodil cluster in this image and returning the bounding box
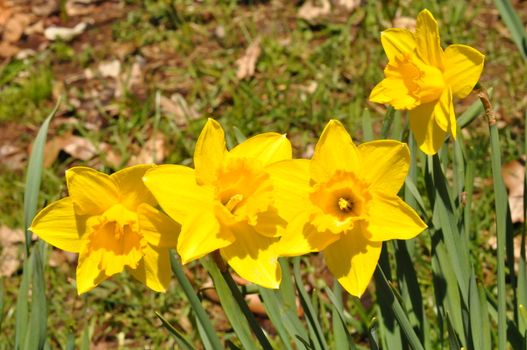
[30,8,484,297]
[30,118,426,297]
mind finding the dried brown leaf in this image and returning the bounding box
[159,94,198,127]
[0,245,20,277]
[44,133,97,167]
[3,13,32,43]
[236,38,261,80]
[502,159,525,223]
[332,0,360,11]
[127,132,167,166]
[298,0,331,21]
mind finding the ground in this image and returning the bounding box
[0,0,526,348]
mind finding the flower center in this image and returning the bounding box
[85,203,144,276]
[338,197,354,213]
[309,170,371,233]
[215,158,274,225]
[386,53,445,103]
[222,193,244,213]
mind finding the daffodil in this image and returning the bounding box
[369,9,484,155]
[143,119,291,288]
[268,120,427,296]
[30,165,180,294]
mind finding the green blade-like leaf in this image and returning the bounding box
[293,257,329,350]
[23,243,48,350]
[494,0,527,59]
[14,255,32,348]
[170,253,223,350]
[23,100,60,256]
[258,287,296,350]
[200,256,255,350]
[375,265,424,350]
[155,311,196,350]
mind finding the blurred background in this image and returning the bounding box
[0,0,525,348]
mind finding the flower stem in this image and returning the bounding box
[477,87,507,350]
[169,251,223,350]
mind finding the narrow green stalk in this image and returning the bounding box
[212,252,273,350]
[169,252,223,350]
[478,88,507,350]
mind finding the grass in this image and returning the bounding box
[0,0,526,347]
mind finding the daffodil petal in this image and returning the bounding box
[312,120,360,182]
[323,230,382,297]
[279,212,339,256]
[369,78,419,110]
[415,9,444,68]
[358,140,410,195]
[143,165,214,223]
[66,166,119,215]
[444,44,484,99]
[137,204,180,248]
[30,197,85,252]
[129,245,170,292]
[76,249,107,294]
[253,208,288,238]
[177,210,234,264]
[409,98,448,155]
[220,225,281,288]
[381,28,416,61]
[111,164,156,210]
[366,194,427,241]
[194,118,226,186]
[229,133,292,166]
[267,159,311,221]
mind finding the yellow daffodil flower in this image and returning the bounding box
[268,120,427,296]
[143,119,291,288]
[369,9,484,155]
[30,165,180,294]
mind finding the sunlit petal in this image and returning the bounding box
[194,118,226,186]
[76,249,106,294]
[312,120,360,182]
[30,197,85,252]
[220,224,281,289]
[129,245,171,292]
[111,164,156,210]
[267,159,311,221]
[177,210,234,264]
[279,212,340,256]
[143,165,214,223]
[229,133,292,166]
[66,167,119,215]
[368,78,419,110]
[381,28,416,61]
[358,140,409,195]
[409,98,448,155]
[137,204,180,248]
[366,194,427,241]
[415,9,444,68]
[323,229,382,297]
[444,44,484,99]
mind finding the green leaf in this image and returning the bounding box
[23,100,60,256]
[200,256,256,350]
[494,0,527,59]
[293,257,329,350]
[23,243,48,350]
[170,253,223,350]
[155,311,196,350]
[375,266,424,350]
